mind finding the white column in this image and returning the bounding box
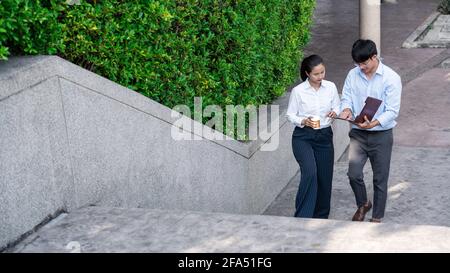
[360,0,381,56]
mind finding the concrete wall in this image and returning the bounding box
[0,56,349,249]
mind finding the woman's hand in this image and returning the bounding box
[302,117,320,128]
[327,111,337,118]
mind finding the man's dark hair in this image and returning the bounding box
[300,54,324,81]
[351,39,377,63]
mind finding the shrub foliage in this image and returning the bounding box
[1,0,315,133]
[438,0,450,14]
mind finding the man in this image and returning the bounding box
[339,39,402,223]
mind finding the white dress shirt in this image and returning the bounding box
[286,79,341,129]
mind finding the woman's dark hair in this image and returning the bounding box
[300,54,324,81]
[351,39,377,63]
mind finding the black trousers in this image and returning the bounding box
[348,128,393,219]
[292,126,334,219]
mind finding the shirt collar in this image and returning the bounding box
[305,79,325,91]
[357,59,384,78]
[375,60,384,76]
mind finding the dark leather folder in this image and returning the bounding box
[353,96,382,123]
[335,96,382,124]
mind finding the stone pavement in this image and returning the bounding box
[305,0,446,91]
[403,13,450,48]
[395,68,450,147]
[264,146,450,227]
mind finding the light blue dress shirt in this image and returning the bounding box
[340,61,402,131]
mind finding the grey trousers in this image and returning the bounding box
[348,128,393,219]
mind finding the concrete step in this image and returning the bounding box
[8,206,450,253]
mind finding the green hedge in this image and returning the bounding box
[438,0,450,14]
[0,0,66,59]
[1,0,315,132]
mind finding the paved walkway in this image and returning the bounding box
[305,0,445,91]
[264,146,450,227]
[265,0,450,226]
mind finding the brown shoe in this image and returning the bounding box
[351,200,372,221]
[369,218,381,223]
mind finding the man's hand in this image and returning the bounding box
[339,108,353,120]
[356,115,380,129]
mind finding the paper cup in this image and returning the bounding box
[310,116,320,129]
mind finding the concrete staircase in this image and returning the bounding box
[8,205,450,253]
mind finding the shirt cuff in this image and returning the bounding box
[376,115,388,128]
[332,108,341,116]
[297,116,307,128]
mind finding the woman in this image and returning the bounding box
[286,54,340,219]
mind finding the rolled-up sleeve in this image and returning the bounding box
[377,74,402,127]
[340,73,354,113]
[331,83,341,115]
[286,89,307,127]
